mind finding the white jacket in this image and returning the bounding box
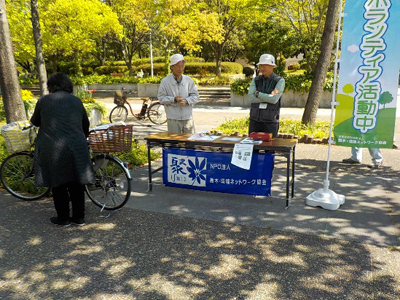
[158,74,199,120]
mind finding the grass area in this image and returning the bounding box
[215,117,330,140]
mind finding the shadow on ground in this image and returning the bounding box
[1,195,399,299]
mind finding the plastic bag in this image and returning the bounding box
[1,121,36,153]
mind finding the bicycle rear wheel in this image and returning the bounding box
[147,102,167,125]
[85,155,131,210]
[0,152,50,200]
[109,105,128,123]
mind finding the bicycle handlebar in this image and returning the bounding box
[22,124,34,131]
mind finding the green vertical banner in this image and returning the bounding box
[334,0,400,149]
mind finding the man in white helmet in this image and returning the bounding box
[158,54,199,133]
[248,53,285,137]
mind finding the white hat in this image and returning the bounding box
[256,54,276,66]
[170,54,185,66]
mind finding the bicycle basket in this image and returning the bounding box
[1,121,36,153]
[88,125,133,153]
[114,91,125,106]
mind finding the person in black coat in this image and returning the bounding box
[30,73,95,227]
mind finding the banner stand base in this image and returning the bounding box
[306,180,345,211]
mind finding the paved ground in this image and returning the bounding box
[1,98,400,299]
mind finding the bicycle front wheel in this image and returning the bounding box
[85,155,131,210]
[147,102,167,125]
[109,105,128,123]
[0,152,50,200]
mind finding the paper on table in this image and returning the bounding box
[221,137,243,142]
[231,143,253,170]
[91,121,126,131]
[240,137,263,145]
[188,132,220,141]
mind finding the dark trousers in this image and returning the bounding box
[52,182,85,222]
[249,120,279,138]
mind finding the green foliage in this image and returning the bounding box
[214,117,250,135]
[230,71,335,96]
[0,102,6,122]
[105,61,128,66]
[195,75,231,86]
[7,1,35,70]
[59,61,101,75]
[19,77,37,85]
[23,99,37,118]
[279,119,329,139]
[215,117,330,139]
[75,88,95,100]
[135,63,168,76]
[0,134,11,163]
[41,0,122,64]
[124,56,205,67]
[282,72,314,92]
[83,101,107,117]
[114,139,160,168]
[93,61,242,77]
[230,78,252,95]
[184,62,242,75]
[95,65,129,75]
[0,90,37,121]
[243,20,295,72]
[271,0,330,72]
[70,75,141,85]
[138,76,164,84]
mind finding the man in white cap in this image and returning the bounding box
[158,54,199,133]
[248,53,285,138]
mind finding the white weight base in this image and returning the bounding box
[306,188,345,210]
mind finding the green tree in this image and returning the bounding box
[272,0,330,72]
[378,91,393,109]
[153,0,223,72]
[7,0,36,73]
[31,0,48,96]
[242,19,296,72]
[106,0,155,76]
[201,0,260,76]
[302,0,341,125]
[41,0,122,74]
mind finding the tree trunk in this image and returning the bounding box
[0,0,27,122]
[101,38,106,65]
[74,52,83,76]
[50,55,58,74]
[302,0,341,125]
[215,45,223,77]
[31,0,48,96]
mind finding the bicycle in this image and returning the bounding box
[109,88,167,125]
[0,124,132,211]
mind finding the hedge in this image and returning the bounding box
[95,65,129,75]
[135,62,242,76]
[59,61,100,75]
[230,72,335,95]
[135,63,168,76]
[104,56,205,67]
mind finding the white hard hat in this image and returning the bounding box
[169,54,185,66]
[257,54,276,66]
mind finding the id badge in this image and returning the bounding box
[259,103,268,109]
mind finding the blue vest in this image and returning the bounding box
[250,73,282,123]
